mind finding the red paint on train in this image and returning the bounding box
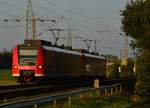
[12,46,44,78]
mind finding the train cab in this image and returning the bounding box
[12,40,50,83]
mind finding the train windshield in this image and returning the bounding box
[19,49,37,66]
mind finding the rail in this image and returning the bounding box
[0,83,124,108]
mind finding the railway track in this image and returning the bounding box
[0,86,91,108]
[0,77,135,103]
[0,83,125,108]
[0,83,58,100]
[0,83,42,91]
[0,80,118,100]
[0,81,91,102]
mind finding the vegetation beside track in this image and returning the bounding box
[0,69,13,80]
[40,94,133,108]
[0,51,12,69]
[121,0,150,103]
[40,94,150,108]
[0,69,16,86]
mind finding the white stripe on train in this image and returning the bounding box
[42,46,105,60]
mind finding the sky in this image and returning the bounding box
[0,0,129,57]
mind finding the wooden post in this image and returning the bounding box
[33,104,38,108]
[53,100,57,107]
[115,87,118,93]
[120,85,122,92]
[68,96,71,106]
[105,89,108,95]
[94,79,99,88]
[3,97,7,103]
[111,88,113,95]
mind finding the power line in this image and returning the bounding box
[44,0,118,33]
[44,0,122,44]
[32,0,111,40]
[32,1,62,17]
[40,2,119,43]
[96,17,118,32]
[0,25,21,28]
[0,10,21,18]
[44,0,95,20]
[0,0,122,52]
[44,0,56,6]
[38,17,64,36]
[33,0,98,34]
[0,1,24,12]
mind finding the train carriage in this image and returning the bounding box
[12,40,106,84]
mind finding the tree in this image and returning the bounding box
[0,49,12,69]
[0,49,12,55]
[121,0,150,103]
[134,50,150,103]
[121,0,150,50]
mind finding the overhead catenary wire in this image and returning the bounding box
[0,0,119,43]
[34,0,122,45]
[0,1,24,12]
[31,2,117,51]
[38,17,64,36]
[0,0,119,40]
[33,2,101,38]
[44,0,119,33]
[0,10,22,18]
[0,0,122,55]
[44,0,94,19]
[61,19,114,53]
[32,1,98,32]
[32,1,62,17]
[45,0,109,21]
[43,0,123,48]
[0,10,24,29]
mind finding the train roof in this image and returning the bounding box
[20,39,105,60]
[24,40,52,47]
[43,46,105,60]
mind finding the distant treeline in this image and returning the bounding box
[0,50,12,69]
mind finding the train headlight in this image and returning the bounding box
[14,65,17,69]
[38,65,42,69]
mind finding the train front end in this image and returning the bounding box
[12,40,44,84]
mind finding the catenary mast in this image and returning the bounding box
[26,0,36,40]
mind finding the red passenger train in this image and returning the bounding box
[12,40,106,84]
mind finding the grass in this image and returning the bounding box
[0,69,16,85]
[0,69,17,86]
[40,94,132,108]
[0,69,13,80]
[40,94,150,108]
